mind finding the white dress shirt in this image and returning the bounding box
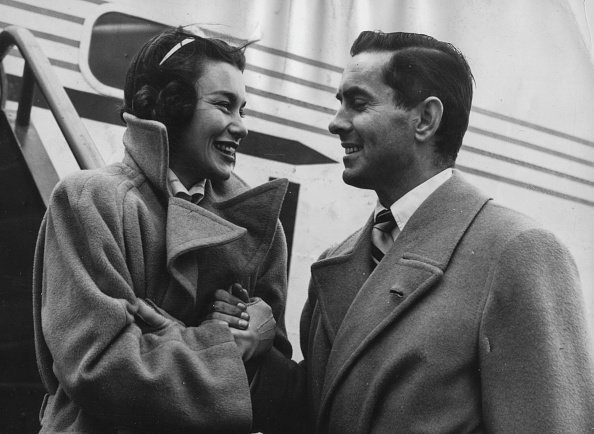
[374,168,453,241]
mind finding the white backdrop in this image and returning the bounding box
[5,0,592,358]
[237,0,594,355]
[107,0,594,357]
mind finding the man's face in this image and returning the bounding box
[171,61,248,186]
[328,51,419,200]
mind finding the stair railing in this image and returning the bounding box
[0,25,104,173]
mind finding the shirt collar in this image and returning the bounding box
[167,169,206,202]
[375,168,453,231]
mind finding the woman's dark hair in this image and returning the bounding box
[121,27,247,143]
[351,31,474,167]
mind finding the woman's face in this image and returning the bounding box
[170,60,248,186]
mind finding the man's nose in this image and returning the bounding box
[328,109,350,135]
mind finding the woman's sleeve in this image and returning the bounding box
[37,177,252,432]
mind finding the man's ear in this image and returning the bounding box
[414,96,443,143]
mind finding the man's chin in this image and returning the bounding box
[342,170,365,189]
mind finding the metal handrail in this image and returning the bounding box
[0,25,104,170]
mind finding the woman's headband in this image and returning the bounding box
[158,37,195,66]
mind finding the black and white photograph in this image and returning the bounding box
[0,0,593,432]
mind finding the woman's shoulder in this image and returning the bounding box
[51,163,143,207]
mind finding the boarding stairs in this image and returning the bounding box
[0,25,103,432]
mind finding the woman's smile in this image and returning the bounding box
[170,61,248,186]
[214,140,239,160]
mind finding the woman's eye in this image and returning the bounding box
[216,101,231,111]
[214,100,245,117]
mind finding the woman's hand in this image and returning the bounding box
[207,284,251,330]
[234,298,276,361]
[207,285,276,361]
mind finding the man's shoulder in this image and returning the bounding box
[445,171,540,233]
[471,199,575,264]
[477,199,543,235]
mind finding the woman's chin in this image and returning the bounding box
[211,167,234,181]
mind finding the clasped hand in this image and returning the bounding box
[206,283,276,361]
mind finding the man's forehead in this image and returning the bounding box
[345,51,392,72]
[338,51,393,94]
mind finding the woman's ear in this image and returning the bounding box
[414,96,443,143]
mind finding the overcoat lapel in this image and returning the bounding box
[309,223,374,341]
[313,172,491,425]
[204,177,289,280]
[164,178,288,318]
[166,198,247,294]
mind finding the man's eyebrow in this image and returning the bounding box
[336,86,372,100]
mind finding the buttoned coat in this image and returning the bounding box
[253,171,594,433]
[33,114,291,433]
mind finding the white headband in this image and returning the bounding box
[158,38,195,66]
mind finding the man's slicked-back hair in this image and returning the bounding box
[351,31,474,166]
[121,27,247,143]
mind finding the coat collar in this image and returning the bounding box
[122,113,170,198]
[162,178,288,320]
[165,177,289,273]
[312,171,491,426]
[121,113,289,316]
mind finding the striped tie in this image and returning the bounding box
[371,208,397,267]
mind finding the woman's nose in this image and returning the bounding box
[229,117,248,141]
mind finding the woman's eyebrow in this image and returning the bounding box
[208,90,246,106]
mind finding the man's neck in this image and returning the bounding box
[377,168,453,231]
[376,165,449,207]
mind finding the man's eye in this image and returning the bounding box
[351,99,367,111]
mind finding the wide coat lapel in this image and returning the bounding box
[164,178,288,318]
[313,172,491,426]
[165,198,247,294]
[309,223,375,342]
[194,178,289,292]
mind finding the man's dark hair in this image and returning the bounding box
[121,27,247,143]
[351,31,474,166]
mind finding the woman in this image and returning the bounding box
[32,27,291,433]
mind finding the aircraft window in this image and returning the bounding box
[88,12,168,90]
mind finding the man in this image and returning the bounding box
[219,30,594,433]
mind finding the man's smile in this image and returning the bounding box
[342,144,362,154]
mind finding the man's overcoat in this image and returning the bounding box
[255,171,594,433]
